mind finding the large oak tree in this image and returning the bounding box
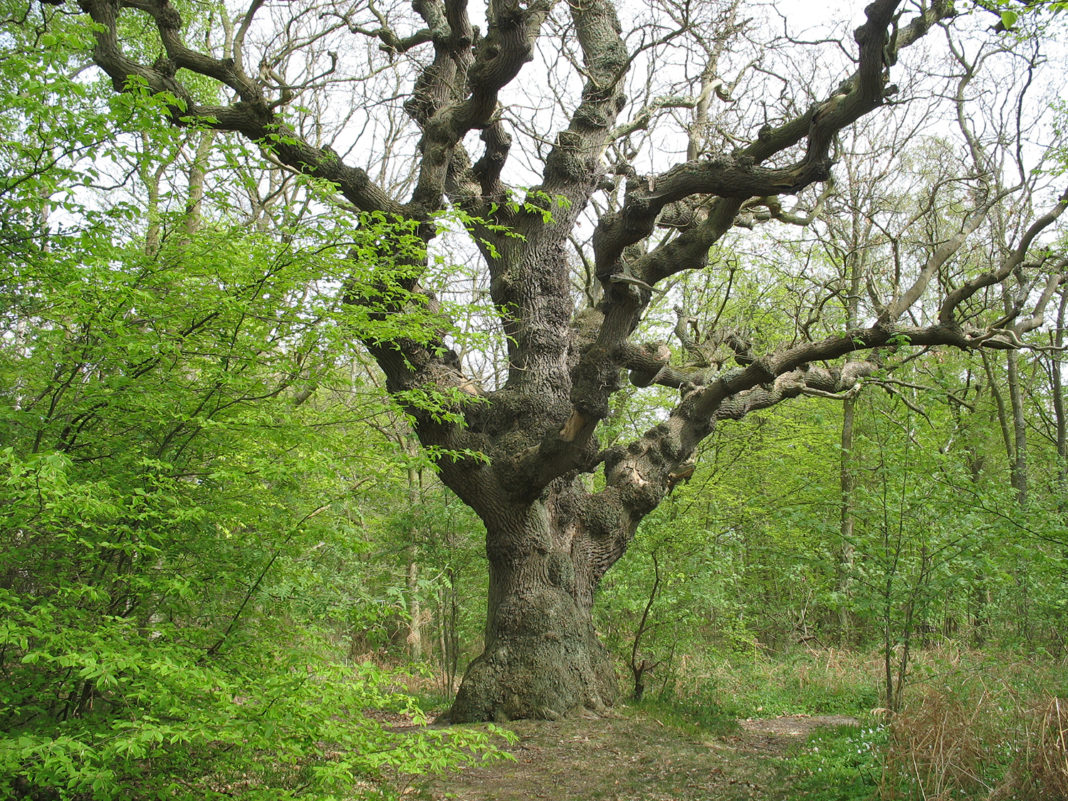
[58,0,1068,721]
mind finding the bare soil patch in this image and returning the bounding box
[409,711,859,801]
[735,714,861,757]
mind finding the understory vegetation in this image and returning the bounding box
[634,647,1068,801]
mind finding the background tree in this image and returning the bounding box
[45,0,1068,722]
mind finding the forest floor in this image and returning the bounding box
[403,710,861,801]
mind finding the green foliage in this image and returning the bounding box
[0,615,491,799]
[714,651,881,718]
[0,8,503,796]
[968,0,1068,30]
[5,4,1068,799]
[786,723,887,801]
[0,215,497,797]
[626,693,739,738]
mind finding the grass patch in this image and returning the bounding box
[665,647,881,719]
[625,692,740,737]
[782,721,887,801]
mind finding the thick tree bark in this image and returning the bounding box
[449,482,618,721]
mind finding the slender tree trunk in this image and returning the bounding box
[406,558,423,661]
[835,202,865,642]
[982,351,1015,475]
[629,550,662,702]
[838,393,857,640]
[1052,291,1067,497]
[138,131,176,258]
[957,373,991,646]
[1051,295,1068,646]
[405,466,423,661]
[1002,342,1032,640]
[883,572,895,711]
[1005,349,1029,507]
[184,129,215,237]
[440,562,460,695]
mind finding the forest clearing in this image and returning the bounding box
[404,647,1068,801]
[416,709,842,801]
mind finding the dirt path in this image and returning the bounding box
[409,712,858,801]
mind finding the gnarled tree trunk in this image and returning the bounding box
[450,485,617,721]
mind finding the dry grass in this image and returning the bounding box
[879,648,1068,801]
[880,684,997,800]
[1032,697,1068,798]
[992,695,1068,801]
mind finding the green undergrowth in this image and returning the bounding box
[406,647,1067,801]
[624,693,740,737]
[659,647,881,720]
[404,679,456,720]
[727,650,880,716]
[769,648,1068,801]
[639,647,1068,800]
[411,693,455,720]
[784,722,887,801]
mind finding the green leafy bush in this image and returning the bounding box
[0,37,500,788]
